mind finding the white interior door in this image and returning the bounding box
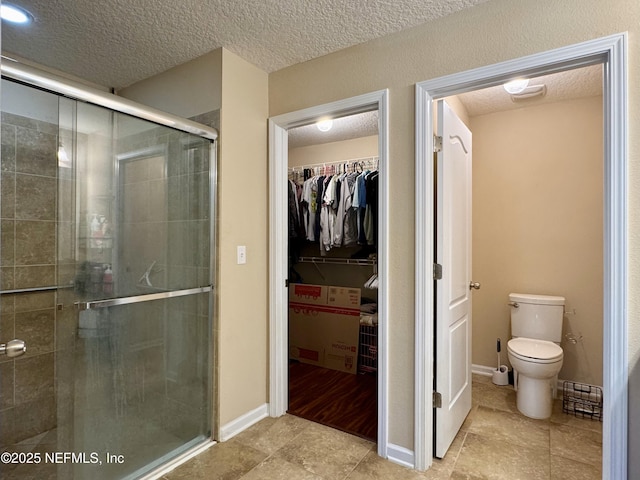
[434,99,473,458]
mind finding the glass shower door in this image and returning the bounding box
[56,100,213,479]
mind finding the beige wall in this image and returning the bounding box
[118,49,223,118]
[217,49,269,426]
[288,135,378,167]
[470,96,603,386]
[269,0,640,466]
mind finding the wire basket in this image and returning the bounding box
[562,381,603,421]
[358,325,377,373]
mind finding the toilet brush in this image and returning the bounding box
[492,337,509,385]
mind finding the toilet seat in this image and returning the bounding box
[507,337,563,364]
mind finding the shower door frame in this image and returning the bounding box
[0,60,220,478]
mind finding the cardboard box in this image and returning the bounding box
[289,283,361,374]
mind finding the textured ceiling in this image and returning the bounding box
[288,111,378,149]
[2,0,489,89]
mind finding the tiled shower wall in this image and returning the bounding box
[0,112,58,446]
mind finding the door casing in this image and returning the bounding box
[268,90,391,460]
[414,33,628,476]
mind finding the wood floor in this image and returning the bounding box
[288,361,377,442]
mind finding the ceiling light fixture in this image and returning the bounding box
[509,84,547,102]
[503,78,529,94]
[316,119,333,132]
[1,3,33,24]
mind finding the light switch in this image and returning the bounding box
[237,245,247,265]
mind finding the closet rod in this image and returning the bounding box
[288,155,378,172]
[298,256,376,266]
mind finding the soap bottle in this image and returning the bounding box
[103,264,113,295]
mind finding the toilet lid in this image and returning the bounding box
[508,337,563,363]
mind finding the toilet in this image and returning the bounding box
[507,293,564,419]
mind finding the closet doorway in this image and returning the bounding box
[287,111,380,441]
[269,90,390,457]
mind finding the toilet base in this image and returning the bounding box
[515,375,554,419]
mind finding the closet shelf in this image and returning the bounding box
[298,256,376,266]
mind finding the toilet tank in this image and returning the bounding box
[509,293,565,342]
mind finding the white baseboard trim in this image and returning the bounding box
[472,364,496,377]
[220,403,269,441]
[386,443,415,469]
[473,363,605,399]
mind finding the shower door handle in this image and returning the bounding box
[75,286,212,311]
[0,339,26,358]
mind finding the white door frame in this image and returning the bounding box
[414,33,628,476]
[268,90,390,458]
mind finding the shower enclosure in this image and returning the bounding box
[0,62,217,479]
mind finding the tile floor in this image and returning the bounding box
[163,374,602,480]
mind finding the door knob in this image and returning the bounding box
[0,339,26,358]
[469,282,481,290]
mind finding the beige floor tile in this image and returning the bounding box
[240,456,324,480]
[233,414,310,455]
[460,405,478,433]
[431,428,467,475]
[550,455,601,480]
[450,471,488,480]
[274,421,373,479]
[467,406,550,451]
[345,451,429,480]
[163,440,268,480]
[157,377,606,480]
[550,424,601,467]
[549,399,603,434]
[451,432,550,480]
[423,464,457,479]
[472,381,519,415]
[471,374,493,385]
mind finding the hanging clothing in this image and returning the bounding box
[341,172,359,246]
[301,177,318,241]
[288,163,379,253]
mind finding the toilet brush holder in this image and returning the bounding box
[492,365,509,386]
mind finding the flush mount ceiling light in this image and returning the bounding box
[316,119,333,132]
[1,3,33,24]
[503,78,529,94]
[509,84,547,102]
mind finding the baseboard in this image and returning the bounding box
[220,403,269,441]
[472,364,495,377]
[473,364,604,400]
[386,443,415,469]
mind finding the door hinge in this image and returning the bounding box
[433,135,442,153]
[285,279,289,288]
[433,263,443,280]
[433,391,442,408]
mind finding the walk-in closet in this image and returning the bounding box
[286,111,379,441]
